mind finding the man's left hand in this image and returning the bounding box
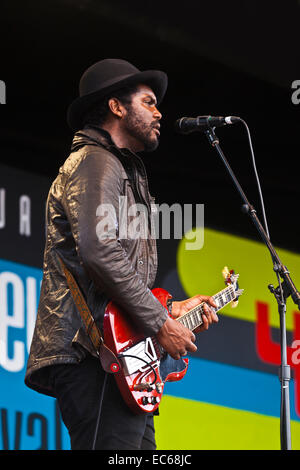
[171,295,219,333]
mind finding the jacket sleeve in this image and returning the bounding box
[62,148,168,336]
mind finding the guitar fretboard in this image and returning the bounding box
[176,284,236,332]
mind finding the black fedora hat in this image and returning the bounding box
[67,58,168,131]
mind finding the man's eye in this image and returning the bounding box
[144,99,155,106]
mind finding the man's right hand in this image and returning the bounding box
[156,316,197,360]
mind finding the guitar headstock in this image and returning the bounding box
[222,266,244,308]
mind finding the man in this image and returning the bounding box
[25,59,218,450]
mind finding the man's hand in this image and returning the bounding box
[156,295,219,360]
[156,316,197,360]
[171,295,219,333]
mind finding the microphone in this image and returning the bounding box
[174,115,241,134]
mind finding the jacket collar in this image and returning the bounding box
[71,125,147,179]
[71,125,151,211]
[71,125,116,152]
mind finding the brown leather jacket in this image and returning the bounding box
[25,126,168,397]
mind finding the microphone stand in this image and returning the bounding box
[204,126,300,450]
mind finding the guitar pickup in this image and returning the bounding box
[132,383,153,392]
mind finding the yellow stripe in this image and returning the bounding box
[177,228,300,331]
[155,395,300,450]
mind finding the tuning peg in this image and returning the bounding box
[222,266,230,278]
[235,289,244,296]
[222,266,233,286]
[230,288,244,308]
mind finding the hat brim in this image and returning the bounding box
[67,69,168,131]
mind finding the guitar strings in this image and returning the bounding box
[176,284,235,330]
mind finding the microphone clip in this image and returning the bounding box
[205,127,220,147]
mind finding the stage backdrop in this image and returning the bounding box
[0,163,70,449]
[1,163,300,450]
[155,230,300,450]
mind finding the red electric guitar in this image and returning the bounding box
[103,267,243,414]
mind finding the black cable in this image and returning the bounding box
[240,119,286,306]
[92,371,108,450]
[91,354,158,448]
[239,118,270,239]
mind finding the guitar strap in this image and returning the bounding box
[59,257,121,374]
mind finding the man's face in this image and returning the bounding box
[121,84,162,152]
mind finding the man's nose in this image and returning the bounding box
[153,106,162,120]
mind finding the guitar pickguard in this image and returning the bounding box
[119,337,159,376]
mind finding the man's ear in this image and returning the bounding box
[108,97,123,118]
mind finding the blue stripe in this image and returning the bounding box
[163,357,300,421]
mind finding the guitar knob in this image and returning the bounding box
[142,396,149,405]
[151,396,157,405]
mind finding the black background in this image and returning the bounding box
[1,0,300,256]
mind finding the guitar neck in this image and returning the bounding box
[176,284,236,332]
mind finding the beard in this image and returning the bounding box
[123,108,160,152]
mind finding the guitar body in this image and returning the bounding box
[103,288,189,414]
[103,271,243,414]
